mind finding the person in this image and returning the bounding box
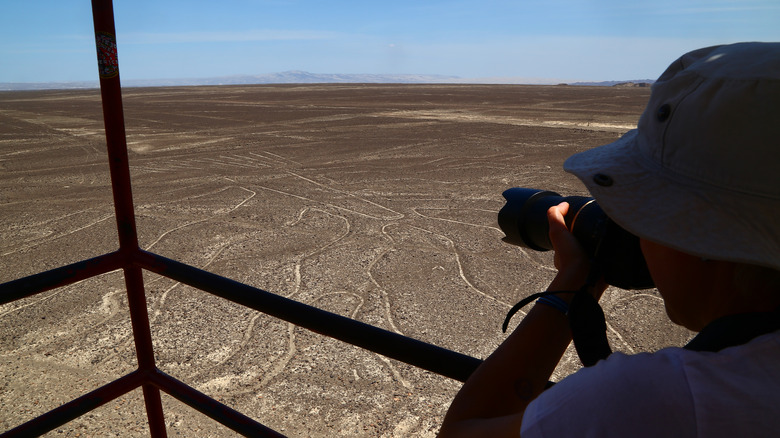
[438,42,780,437]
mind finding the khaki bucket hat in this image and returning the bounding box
[564,42,780,271]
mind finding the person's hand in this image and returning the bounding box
[547,202,606,298]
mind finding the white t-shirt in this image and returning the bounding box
[521,331,780,437]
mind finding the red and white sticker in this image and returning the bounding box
[95,32,119,78]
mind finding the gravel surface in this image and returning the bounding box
[0,84,692,437]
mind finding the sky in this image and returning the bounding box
[2,0,780,84]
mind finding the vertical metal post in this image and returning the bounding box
[126,266,168,437]
[90,0,138,253]
[91,0,167,436]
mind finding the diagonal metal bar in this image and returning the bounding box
[0,251,124,306]
[148,370,287,437]
[0,370,145,438]
[134,250,483,383]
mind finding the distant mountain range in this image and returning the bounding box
[0,71,654,91]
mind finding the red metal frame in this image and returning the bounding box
[0,0,481,436]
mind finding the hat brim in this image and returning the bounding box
[564,130,780,271]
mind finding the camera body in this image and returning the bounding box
[498,188,654,290]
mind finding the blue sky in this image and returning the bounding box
[2,0,779,83]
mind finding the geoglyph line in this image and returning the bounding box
[374,109,636,132]
[144,186,256,251]
[283,170,405,220]
[1,213,114,257]
[256,184,404,221]
[251,150,302,166]
[409,206,556,273]
[411,207,503,232]
[199,206,353,389]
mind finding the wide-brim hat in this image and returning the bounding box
[564,42,780,271]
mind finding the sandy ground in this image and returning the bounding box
[0,84,693,437]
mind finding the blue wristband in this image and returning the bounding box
[537,294,569,315]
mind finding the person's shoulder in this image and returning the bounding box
[564,349,692,395]
[521,350,696,437]
[537,350,695,414]
[522,335,780,437]
[582,332,780,390]
[592,329,780,375]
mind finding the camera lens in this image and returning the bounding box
[498,187,654,289]
[498,188,592,250]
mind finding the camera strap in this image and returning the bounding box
[502,285,613,368]
[503,265,613,367]
[683,305,780,352]
[568,289,612,366]
[503,292,780,371]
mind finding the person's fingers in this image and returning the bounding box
[547,202,569,235]
[547,202,586,268]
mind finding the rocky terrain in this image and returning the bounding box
[0,84,692,437]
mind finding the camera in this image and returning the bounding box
[498,188,654,290]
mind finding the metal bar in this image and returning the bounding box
[123,266,157,371]
[134,250,483,382]
[0,370,145,438]
[91,0,166,435]
[148,370,287,437]
[141,383,168,438]
[0,252,124,306]
[123,265,168,437]
[90,0,140,255]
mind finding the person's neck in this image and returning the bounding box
[695,263,780,330]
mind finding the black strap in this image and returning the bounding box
[684,307,780,352]
[502,284,613,368]
[501,290,576,333]
[503,262,614,367]
[568,290,612,367]
[504,291,780,372]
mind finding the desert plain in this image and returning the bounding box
[0,84,694,437]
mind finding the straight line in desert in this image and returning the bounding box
[375,110,636,132]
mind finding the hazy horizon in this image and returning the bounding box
[0,70,658,91]
[3,1,779,86]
